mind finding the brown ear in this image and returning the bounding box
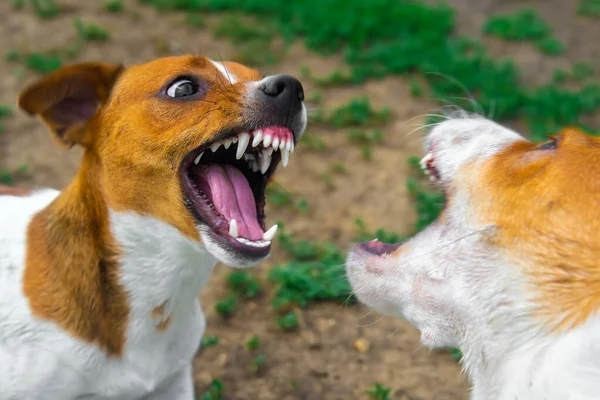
[17,62,124,149]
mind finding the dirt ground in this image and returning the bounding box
[1,1,598,399]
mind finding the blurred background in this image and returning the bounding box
[1,0,599,399]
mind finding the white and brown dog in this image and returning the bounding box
[0,55,306,399]
[346,115,600,400]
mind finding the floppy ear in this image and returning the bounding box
[17,62,124,149]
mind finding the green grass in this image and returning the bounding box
[226,271,262,299]
[483,9,550,41]
[103,0,125,13]
[578,0,600,17]
[25,52,62,74]
[214,296,237,319]
[185,12,204,28]
[366,382,392,400]
[13,0,61,19]
[201,335,220,348]
[250,354,266,372]
[535,36,565,56]
[275,311,299,331]
[327,98,391,128]
[201,379,224,400]
[74,18,111,42]
[347,129,383,145]
[246,335,261,350]
[269,224,354,311]
[212,14,279,66]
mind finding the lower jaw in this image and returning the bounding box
[200,224,272,260]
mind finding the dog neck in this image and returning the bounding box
[24,151,217,356]
[462,315,600,399]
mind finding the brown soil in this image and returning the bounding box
[0,0,596,398]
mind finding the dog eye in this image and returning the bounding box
[536,136,558,151]
[167,79,198,98]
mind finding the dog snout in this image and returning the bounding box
[257,74,304,111]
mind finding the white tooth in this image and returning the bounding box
[236,237,248,244]
[290,141,295,153]
[236,133,250,160]
[420,154,433,169]
[250,161,260,172]
[252,130,263,147]
[224,139,233,149]
[272,137,280,150]
[423,168,431,176]
[257,240,271,247]
[263,134,272,148]
[429,176,436,182]
[266,147,274,156]
[279,140,286,150]
[193,152,204,165]
[281,148,289,168]
[260,152,272,174]
[231,137,238,144]
[262,224,278,241]
[229,219,239,238]
[210,142,221,152]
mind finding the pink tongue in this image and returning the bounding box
[198,164,263,240]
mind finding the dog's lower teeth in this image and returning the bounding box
[193,152,204,165]
[262,224,278,241]
[229,219,239,238]
[235,237,271,247]
[260,153,272,174]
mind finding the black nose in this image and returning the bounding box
[258,74,304,104]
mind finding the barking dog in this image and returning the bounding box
[0,55,306,400]
[346,115,600,400]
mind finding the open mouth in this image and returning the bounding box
[180,126,295,257]
[419,153,440,182]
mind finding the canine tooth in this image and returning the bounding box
[252,130,263,147]
[229,219,239,238]
[236,133,250,160]
[260,152,272,174]
[210,142,221,152]
[281,148,290,168]
[263,134,272,148]
[193,152,204,165]
[272,137,280,150]
[420,154,433,169]
[262,224,278,241]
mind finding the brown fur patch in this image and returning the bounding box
[474,128,600,331]
[23,155,129,355]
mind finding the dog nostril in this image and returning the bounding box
[259,74,304,102]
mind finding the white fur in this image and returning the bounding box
[0,189,231,399]
[346,116,600,400]
[209,59,238,84]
